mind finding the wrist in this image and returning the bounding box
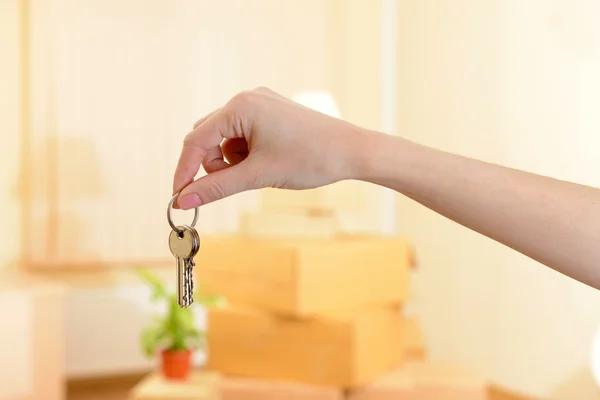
[327,124,371,182]
[345,128,413,186]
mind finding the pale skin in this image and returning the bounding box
[173,87,600,289]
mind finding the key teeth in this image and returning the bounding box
[187,258,194,308]
[177,257,195,309]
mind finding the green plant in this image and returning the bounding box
[136,268,224,358]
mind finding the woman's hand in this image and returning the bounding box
[172,87,366,209]
[172,86,600,289]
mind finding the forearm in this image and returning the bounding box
[352,130,600,288]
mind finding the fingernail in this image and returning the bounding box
[178,193,201,209]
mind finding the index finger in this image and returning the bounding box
[172,109,221,195]
[172,107,240,196]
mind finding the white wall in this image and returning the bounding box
[396,1,600,398]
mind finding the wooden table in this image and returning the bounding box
[128,371,220,400]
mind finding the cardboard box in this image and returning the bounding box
[128,371,220,400]
[404,317,426,360]
[260,181,366,212]
[239,210,337,238]
[346,362,488,400]
[198,235,411,316]
[206,304,405,388]
[220,375,343,400]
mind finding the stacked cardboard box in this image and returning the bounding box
[199,235,412,389]
[196,188,488,399]
[239,185,365,239]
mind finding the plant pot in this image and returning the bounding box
[161,349,192,380]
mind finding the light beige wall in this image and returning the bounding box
[23,0,333,267]
[328,0,384,131]
[327,0,393,234]
[12,2,599,396]
[11,0,389,266]
[3,0,391,380]
[396,1,600,398]
[0,0,21,270]
[22,0,341,377]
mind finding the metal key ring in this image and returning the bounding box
[167,192,199,234]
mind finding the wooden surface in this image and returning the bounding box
[127,371,220,400]
[346,361,488,400]
[488,385,546,400]
[220,375,343,400]
[66,372,546,400]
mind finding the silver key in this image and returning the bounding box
[185,226,200,305]
[169,225,199,308]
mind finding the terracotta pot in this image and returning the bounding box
[160,349,192,380]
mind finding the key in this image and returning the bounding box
[182,225,199,305]
[169,225,200,308]
[185,226,200,305]
[166,192,200,308]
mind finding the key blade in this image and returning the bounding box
[176,257,187,308]
[185,259,194,307]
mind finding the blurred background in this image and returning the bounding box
[1,0,600,399]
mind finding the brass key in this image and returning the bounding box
[167,193,200,308]
[169,225,199,308]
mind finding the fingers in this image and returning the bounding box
[193,108,220,129]
[177,160,260,209]
[202,146,229,174]
[173,108,239,195]
[222,138,249,165]
[173,140,206,196]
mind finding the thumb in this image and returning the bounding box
[177,161,260,209]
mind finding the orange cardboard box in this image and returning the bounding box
[346,362,488,400]
[259,181,366,212]
[239,210,337,239]
[220,375,343,400]
[198,235,412,317]
[206,304,405,388]
[404,317,426,360]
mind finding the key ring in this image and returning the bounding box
[167,192,199,235]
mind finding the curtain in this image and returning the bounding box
[23,0,332,269]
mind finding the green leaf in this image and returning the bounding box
[136,267,221,356]
[136,268,169,301]
[140,324,168,358]
[194,294,226,308]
